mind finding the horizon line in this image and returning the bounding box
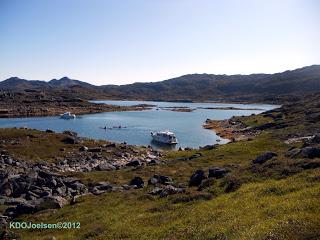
[2,64,319,87]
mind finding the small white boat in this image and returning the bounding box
[151,130,178,144]
[60,112,76,119]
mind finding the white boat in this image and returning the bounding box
[60,112,76,119]
[151,130,178,144]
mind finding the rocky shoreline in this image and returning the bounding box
[0,91,151,118]
[0,129,164,219]
[203,118,254,141]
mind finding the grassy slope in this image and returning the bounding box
[14,134,320,240]
[4,95,320,239]
[17,170,320,240]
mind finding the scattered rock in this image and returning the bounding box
[129,177,144,188]
[299,147,320,159]
[301,161,320,169]
[148,175,173,185]
[252,152,277,164]
[188,153,202,160]
[200,145,216,150]
[147,159,158,165]
[88,147,102,153]
[37,196,68,210]
[79,146,88,151]
[208,167,227,178]
[159,185,185,198]
[63,131,77,137]
[149,187,163,195]
[285,148,301,158]
[126,160,141,167]
[189,170,207,187]
[62,136,77,144]
[96,163,116,171]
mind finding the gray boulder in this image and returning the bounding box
[208,167,227,178]
[252,152,277,164]
[285,148,301,158]
[148,175,173,185]
[96,163,116,171]
[299,147,320,159]
[88,147,102,153]
[129,177,144,188]
[149,187,163,195]
[37,196,68,210]
[126,160,141,167]
[159,185,185,198]
[189,170,207,187]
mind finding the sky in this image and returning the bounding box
[0,0,319,85]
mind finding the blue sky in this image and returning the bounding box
[0,0,319,85]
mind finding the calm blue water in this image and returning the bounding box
[0,101,278,150]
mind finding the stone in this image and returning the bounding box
[111,186,124,192]
[252,152,277,164]
[301,162,320,169]
[95,182,113,191]
[4,197,28,206]
[62,136,77,144]
[62,177,79,186]
[106,143,116,148]
[299,147,320,159]
[122,184,131,190]
[311,134,320,144]
[285,148,301,158]
[96,163,115,171]
[4,201,36,217]
[70,182,87,193]
[88,147,102,153]
[148,175,173,185]
[188,153,202,160]
[189,170,207,187]
[126,160,141,167]
[149,187,163,195]
[4,157,13,165]
[0,182,13,197]
[208,167,227,178]
[200,145,216,150]
[37,196,68,210]
[159,185,185,198]
[147,159,159,165]
[63,131,77,137]
[79,146,88,151]
[129,177,144,188]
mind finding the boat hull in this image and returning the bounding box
[151,132,178,144]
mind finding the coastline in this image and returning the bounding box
[203,118,254,142]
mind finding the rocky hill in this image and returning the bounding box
[1,65,320,103]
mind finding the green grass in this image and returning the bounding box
[15,169,320,240]
[72,133,288,186]
[0,128,141,163]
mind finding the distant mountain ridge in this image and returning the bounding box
[1,65,320,103]
[0,76,95,90]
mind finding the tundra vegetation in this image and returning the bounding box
[0,93,319,239]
